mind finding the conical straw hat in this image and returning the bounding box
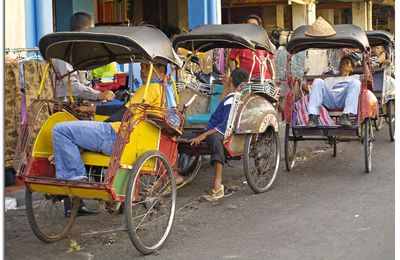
[305,16,336,37]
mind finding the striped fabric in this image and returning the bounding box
[295,95,335,126]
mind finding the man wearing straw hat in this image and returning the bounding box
[306,17,364,128]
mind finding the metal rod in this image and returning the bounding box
[5,47,40,53]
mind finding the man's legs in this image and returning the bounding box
[329,79,361,126]
[205,132,225,199]
[52,121,117,180]
[308,78,336,115]
[307,78,336,127]
[213,162,223,191]
[343,79,361,115]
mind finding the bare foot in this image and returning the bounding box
[173,172,185,185]
[48,154,55,165]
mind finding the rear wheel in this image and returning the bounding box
[387,100,395,142]
[25,189,79,243]
[125,151,176,255]
[332,137,337,157]
[363,119,373,173]
[284,124,297,171]
[177,153,202,187]
[243,128,280,193]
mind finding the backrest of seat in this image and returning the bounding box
[372,70,384,92]
[209,83,224,113]
[32,111,78,158]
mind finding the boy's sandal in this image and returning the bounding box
[202,185,224,202]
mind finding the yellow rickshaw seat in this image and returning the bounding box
[81,151,111,167]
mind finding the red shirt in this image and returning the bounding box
[229,49,275,79]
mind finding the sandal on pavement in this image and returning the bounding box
[202,185,224,202]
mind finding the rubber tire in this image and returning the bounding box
[243,129,280,194]
[25,189,79,243]
[284,124,297,171]
[332,137,337,157]
[388,100,395,142]
[124,150,176,255]
[177,154,202,187]
[364,119,373,173]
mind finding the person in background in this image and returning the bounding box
[92,62,121,79]
[52,12,115,102]
[228,14,276,80]
[371,45,388,67]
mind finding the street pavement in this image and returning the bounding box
[5,124,394,260]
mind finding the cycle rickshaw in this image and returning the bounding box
[366,30,395,141]
[14,26,190,255]
[173,24,281,193]
[282,24,379,173]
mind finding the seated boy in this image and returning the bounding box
[189,68,249,201]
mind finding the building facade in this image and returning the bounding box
[5,0,395,49]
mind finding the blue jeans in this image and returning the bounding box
[308,78,361,115]
[52,121,117,180]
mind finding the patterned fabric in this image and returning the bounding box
[5,61,54,168]
[294,95,335,126]
[5,63,21,168]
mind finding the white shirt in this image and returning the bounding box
[323,74,360,93]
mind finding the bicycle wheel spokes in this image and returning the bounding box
[125,151,176,254]
[244,128,280,193]
[26,190,79,242]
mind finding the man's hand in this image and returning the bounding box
[48,154,55,165]
[98,91,115,101]
[190,133,207,146]
[222,73,230,87]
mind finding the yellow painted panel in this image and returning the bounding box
[29,184,112,200]
[81,152,110,167]
[93,114,108,122]
[32,112,78,158]
[81,120,160,169]
[119,121,160,168]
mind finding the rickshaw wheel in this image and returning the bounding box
[25,189,79,243]
[284,124,297,171]
[373,117,384,131]
[388,100,395,142]
[124,150,176,255]
[332,137,337,157]
[363,118,373,173]
[243,127,280,193]
[177,153,202,186]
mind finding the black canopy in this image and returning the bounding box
[366,30,394,47]
[39,26,183,70]
[286,24,370,54]
[173,24,274,52]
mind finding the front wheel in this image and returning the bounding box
[124,151,176,255]
[363,119,373,173]
[284,124,297,171]
[243,127,280,194]
[332,137,337,157]
[387,100,395,142]
[25,189,79,243]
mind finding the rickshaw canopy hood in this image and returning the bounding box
[39,26,183,70]
[172,24,275,53]
[286,24,370,54]
[366,30,394,47]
